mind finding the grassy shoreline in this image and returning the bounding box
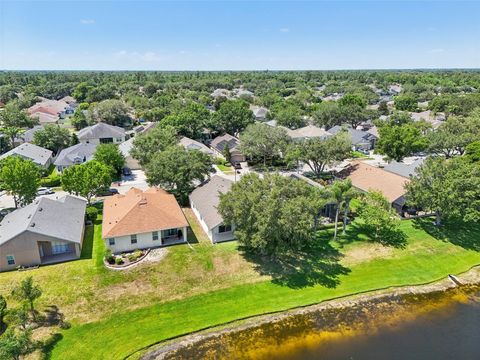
[1,214,479,359]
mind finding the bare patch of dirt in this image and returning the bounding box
[342,243,394,266]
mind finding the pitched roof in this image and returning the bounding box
[211,133,240,152]
[20,125,44,143]
[30,111,59,124]
[287,125,332,140]
[339,161,409,203]
[0,143,53,167]
[189,176,233,229]
[102,187,188,238]
[179,137,213,155]
[77,122,125,141]
[383,158,425,179]
[118,137,134,158]
[54,143,97,167]
[0,195,87,246]
[328,125,377,145]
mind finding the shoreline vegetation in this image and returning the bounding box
[2,216,480,359]
[139,267,480,360]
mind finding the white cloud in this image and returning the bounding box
[429,48,445,54]
[114,50,162,63]
[80,19,95,25]
[279,28,290,33]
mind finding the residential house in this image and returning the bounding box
[339,161,409,214]
[211,88,231,99]
[119,137,140,170]
[54,143,97,172]
[189,175,235,243]
[410,110,445,129]
[383,158,425,179]
[77,122,126,145]
[328,125,377,151]
[285,125,332,142]
[102,187,189,253]
[15,125,44,144]
[0,196,87,272]
[250,105,269,121]
[0,143,53,168]
[210,134,246,164]
[179,136,214,156]
[27,97,76,123]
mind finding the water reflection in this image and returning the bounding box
[162,289,480,360]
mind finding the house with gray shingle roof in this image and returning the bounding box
[383,158,425,179]
[210,134,246,164]
[179,136,214,156]
[54,142,97,172]
[0,143,53,168]
[0,195,86,271]
[189,175,235,243]
[77,122,126,145]
[328,125,377,151]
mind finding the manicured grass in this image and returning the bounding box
[217,164,235,174]
[1,215,479,359]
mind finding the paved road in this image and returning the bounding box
[111,169,148,194]
[0,190,69,210]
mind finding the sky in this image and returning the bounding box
[0,0,479,71]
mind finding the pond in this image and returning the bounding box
[156,287,480,360]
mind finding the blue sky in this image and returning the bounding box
[1,1,479,70]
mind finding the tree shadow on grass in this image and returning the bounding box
[241,235,350,289]
[413,217,480,251]
[319,222,407,249]
[39,333,63,360]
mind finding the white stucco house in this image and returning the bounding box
[189,175,235,243]
[102,187,189,253]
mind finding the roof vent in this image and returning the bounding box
[38,207,43,212]
[139,197,147,206]
[30,222,36,227]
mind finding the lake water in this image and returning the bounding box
[159,288,480,360]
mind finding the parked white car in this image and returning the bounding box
[37,187,54,196]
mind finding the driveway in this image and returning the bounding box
[0,190,69,210]
[111,169,148,194]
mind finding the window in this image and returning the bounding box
[6,255,15,266]
[152,231,159,241]
[108,238,115,246]
[162,228,177,238]
[51,241,70,254]
[116,137,123,142]
[218,224,232,233]
[131,234,137,244]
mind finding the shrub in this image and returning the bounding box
[214,157,228,166]
[40,174,61,187]
[133,250,142,259]
[104,249,115,264]
[86,206,98,222]
[127,254,136,262]
[115,257,124,265]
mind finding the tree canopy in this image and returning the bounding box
[145,146,213,204]
[93,143,125,174]
[213,100,254,135]
[218,173,325,255]
[32,124,71,154]
[0,157,40,208]
[130,125,178,166]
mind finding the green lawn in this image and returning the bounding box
[217,164,235,174]
[1,215,480,359]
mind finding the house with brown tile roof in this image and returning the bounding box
[338,161,409,214]
[102,187,189,253]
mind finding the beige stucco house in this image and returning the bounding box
[0,196,87,272]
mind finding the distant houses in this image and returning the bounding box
[266,122,333,142]
[179,136,214,156]
[189,176,235,243]
[77,122,126,145]
[54,143,97,172]
[102,188,189,253]
[383,158,425,179]
[27,97,77,125]
[210,134,246,164]
[0,143,53,168]
[0,195,87,272]
[328,125,377,152]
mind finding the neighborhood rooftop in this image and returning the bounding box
[189,175,233,230]
[102,187,188,238]
[0,142,53,167]
[0,195,87,246]
[77,122,126,141]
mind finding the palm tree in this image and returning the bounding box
[328,179,358,239]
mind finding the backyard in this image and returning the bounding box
[0,212,479,359]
